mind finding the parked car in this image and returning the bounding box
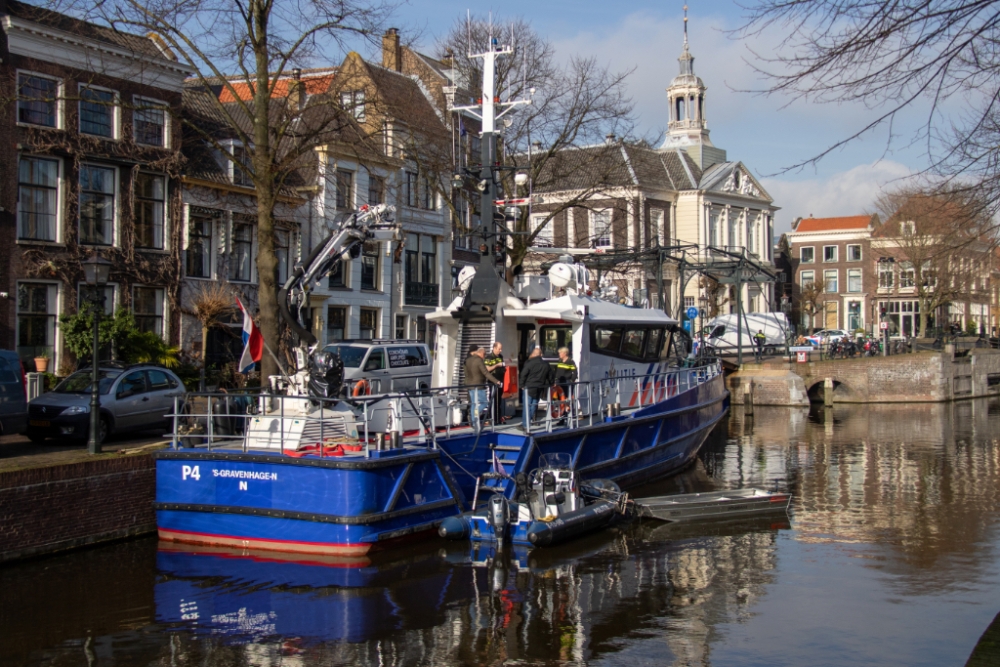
[323,340,432,395]
[804,329,849,346]
[26,365,185,444]
[0,350,28,436]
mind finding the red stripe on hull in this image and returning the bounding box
[157,528,373,557]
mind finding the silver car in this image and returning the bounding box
[26,365,185,443]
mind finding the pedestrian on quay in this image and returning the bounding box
[519,347,554,431]
[464,345,501,431]
[753,329,767,361]
[484,342,506,424]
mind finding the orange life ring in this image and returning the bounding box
[550,386,568,418]
[352,379,371,397]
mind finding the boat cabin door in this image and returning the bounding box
[517,323,537,369]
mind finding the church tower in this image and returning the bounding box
[661,7,727,169]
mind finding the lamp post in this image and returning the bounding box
[780,293,791,356]
[698,293,708,356]
[82,253,112,454]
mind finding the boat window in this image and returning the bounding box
[323,344,367,368]
[387,345,427,368]
[363,348,386,371]
[592,327,623,354]
[660,329,674,360]
[540,325,572,358]
[538,452,572,469]
[644,329,663,361]
[621,329,646,359]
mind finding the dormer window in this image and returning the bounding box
[340,90,365,122]
[901,220,916,236]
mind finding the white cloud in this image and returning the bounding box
[761,161,915,234]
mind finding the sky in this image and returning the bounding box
[381,0,935,234]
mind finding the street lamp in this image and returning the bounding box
[780,293,791,357]
[82,253,112,454]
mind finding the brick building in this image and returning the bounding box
[1,0,191,372]
[785,214,877,333]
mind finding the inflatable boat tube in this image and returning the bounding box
[525,500,619,547]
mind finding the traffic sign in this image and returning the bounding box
[686,307,699,320]
[880,321,889,330]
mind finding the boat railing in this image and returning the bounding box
[524,359,722,434]
[166,360,722,452]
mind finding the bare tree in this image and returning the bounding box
[51,0,393,381]
[739,0,1000,219]
[430,15,639,277]
[871,187,992,336]
[797,280,828,332]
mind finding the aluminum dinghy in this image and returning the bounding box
[636,488,791,523]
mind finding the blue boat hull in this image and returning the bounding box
[154,372,727,556]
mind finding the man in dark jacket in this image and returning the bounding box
[485,342,506,423]
[464,346,501,431]
[519,347,553,430]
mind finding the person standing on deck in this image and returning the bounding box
[554,347,577,417]
[464,346,501,431]
[519,347,554,430]
[485,342,506,424]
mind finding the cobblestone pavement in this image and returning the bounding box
[0,431,170,472]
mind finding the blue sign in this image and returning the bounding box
[685,307,699,320]
[683,321,692,333]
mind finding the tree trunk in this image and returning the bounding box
[200,323,209,391]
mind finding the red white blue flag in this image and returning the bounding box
[236,297,263,373]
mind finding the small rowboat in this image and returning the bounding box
[636,488,791,523]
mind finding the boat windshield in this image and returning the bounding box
[538,452,572,470]
[53,370,121,395]
[323,345,367,368]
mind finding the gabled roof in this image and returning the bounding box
[5,0,170,60]
[794,215,875,233]
[347,54,445,133]
[217,71,337,103]
[530,143,702,194]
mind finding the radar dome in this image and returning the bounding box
[548,263,575,289]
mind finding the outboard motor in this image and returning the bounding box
[488,494,510,539]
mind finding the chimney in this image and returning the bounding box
[605,133,616,144]
[382,28,402,72]
[288,68,305,110]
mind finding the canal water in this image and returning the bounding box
[3,400,999,667]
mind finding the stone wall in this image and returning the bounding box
[0,453,156,563]
[730,350,1000,405]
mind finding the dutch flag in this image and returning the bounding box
[236,297,263,373]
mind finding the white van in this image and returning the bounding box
[701,313,790,355]
[323,340,432,395]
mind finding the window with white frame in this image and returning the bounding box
[591,209,612,249]
[134,173,165,249]
[420,174,434,210]
[824,269,838,292]
[368,175,384,205]
[231,144,252,187]
[78,283,116,315]
[848,268,862,293]
[18,156,59,241]
[708,208,720,247]
[186,209,217,278]
[801,270,815,287]
[900,220,916,236]
[395,314,407,340]
[532,214,553,247]
[340,90,365,121]
[134,97,167,147]
[79,85,116,138]
[405,171,419,207]
[651,208,665,246]
[359,307,378,338]
[921,261,937,288]
[879,263,894,288]
[823,245,837,262]
[275,229,290,285]
[327,306,346,340]
[79,164,115,245]
[230,218,254,282]
[361,241,379,290]
[684,296,695,308]
[899,261,915,288]
[18,73,59,127]
[17,282,58,366]
[133,286,165,336]
[800,246,814,263]
[328,256,347,288]
[335,170,353,209]
[847,244,862,261]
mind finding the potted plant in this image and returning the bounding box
[33,350,50,373]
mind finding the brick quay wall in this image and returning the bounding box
[730,349,1000,406]
[0,453,156,564]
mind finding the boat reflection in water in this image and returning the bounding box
[154,503,791,666]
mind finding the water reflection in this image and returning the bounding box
[2,399,999,666]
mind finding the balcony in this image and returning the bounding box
[405,281,439,307]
